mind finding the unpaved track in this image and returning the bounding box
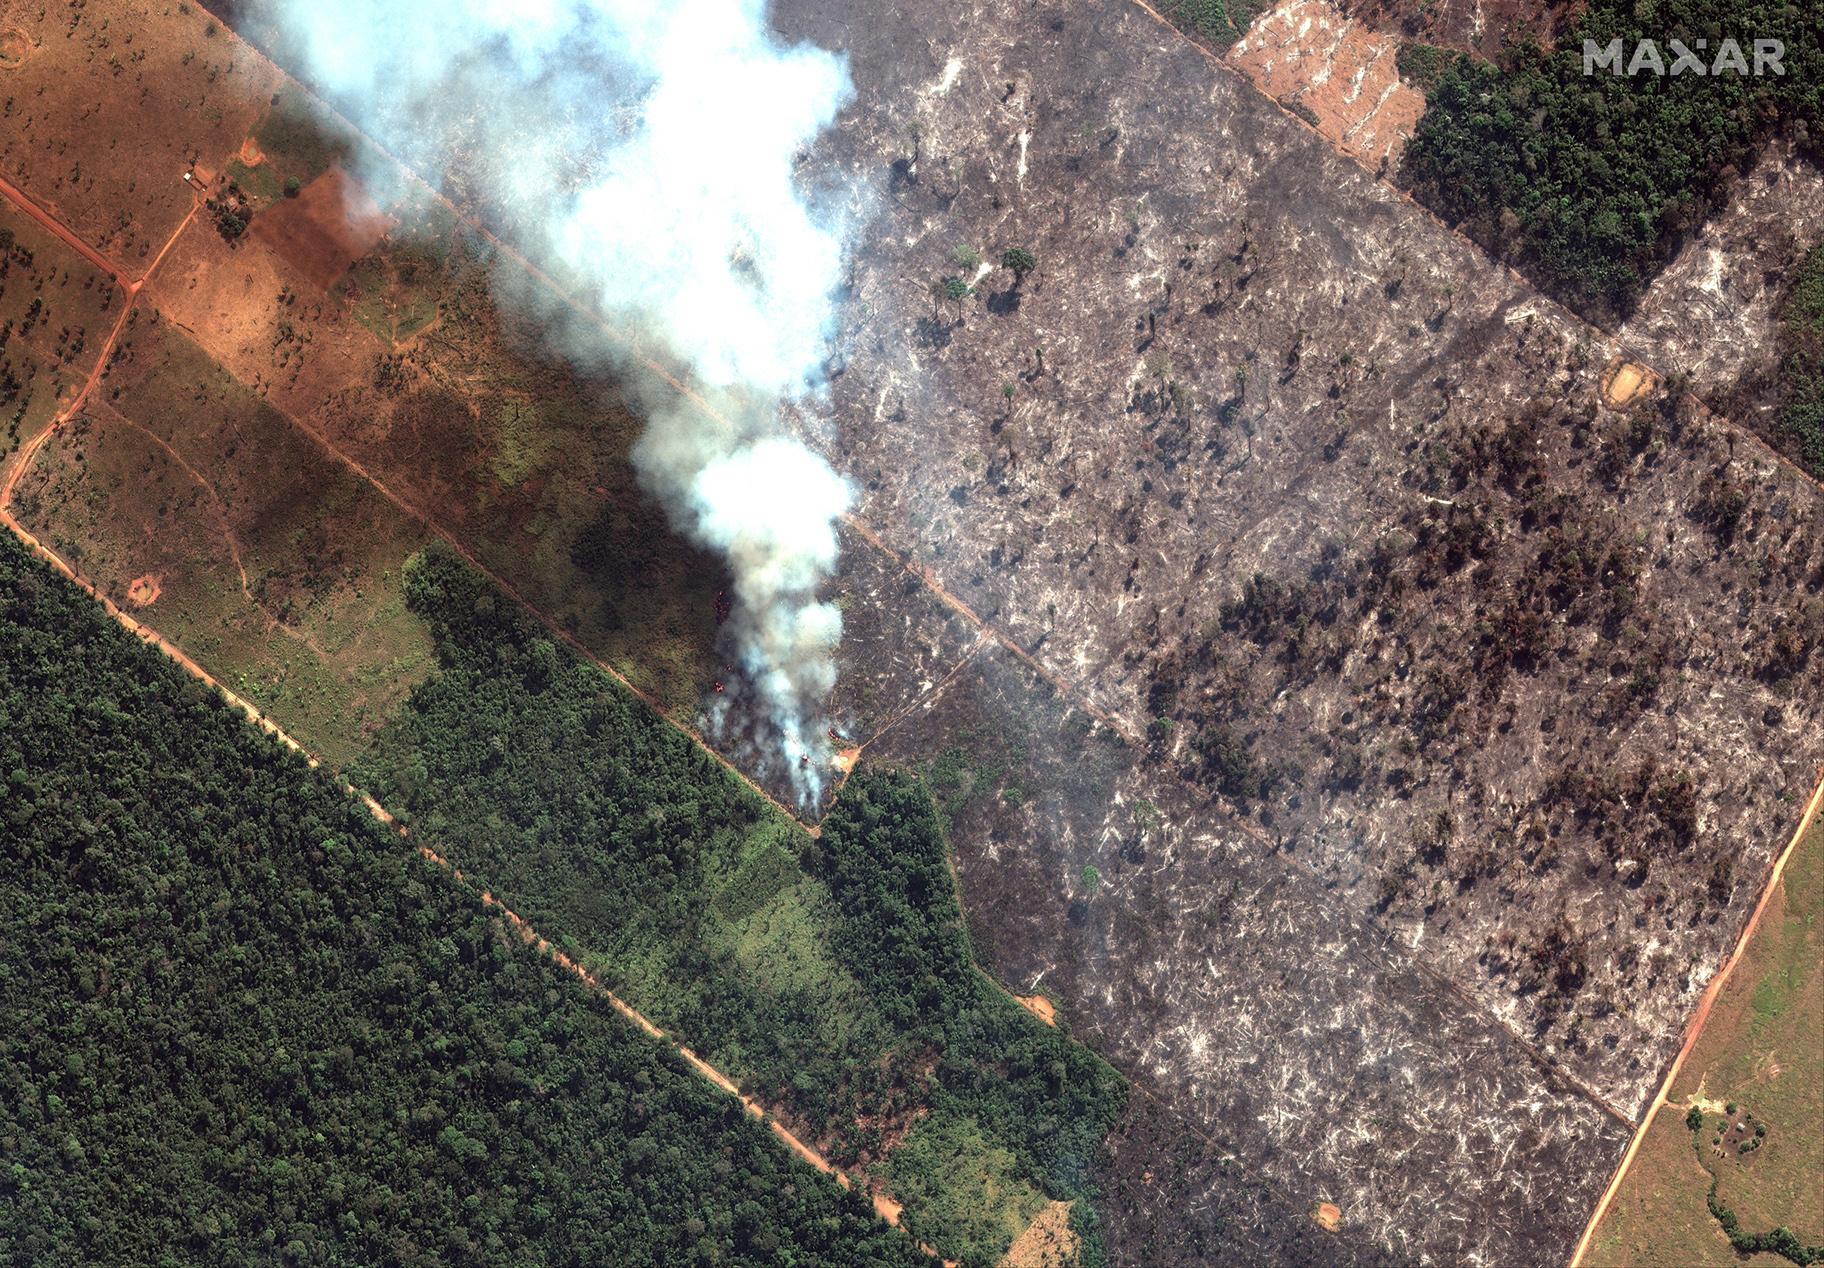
[0,166,949,1259]
[124,13,1641,1135]
[1568,766,1824,1268]
[0,298,929,1256]
[0,167,817,834]
[0,170,132,289]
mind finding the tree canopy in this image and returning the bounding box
[0,530,917,1268]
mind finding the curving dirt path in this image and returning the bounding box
[84,397,328,652]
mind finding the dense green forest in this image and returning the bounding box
[1401,1,1822,323]
[1775,243,1824,476]
[0,530,919,1268]
[351,548,1126,1266]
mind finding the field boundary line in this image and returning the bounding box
[0,452,939,1258]
[1118,0,1824,505]
[206,34,1634,1128]
[1568,765,1824,1267]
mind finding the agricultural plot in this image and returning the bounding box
[0,199,112,460]
[0,0,276,260]
[136,85,725,715]
[8,317,435,765]
[1588,814,1824,1267]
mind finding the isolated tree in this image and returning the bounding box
[941,275,974,319]
[1001,246,1036,283]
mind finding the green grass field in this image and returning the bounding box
[9,323,436,766]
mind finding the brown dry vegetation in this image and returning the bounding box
[0,197,109,460]
[248,165,392,293]
[0,0,276,259]
[8,316,436,766]
[999,1200,1077,1268]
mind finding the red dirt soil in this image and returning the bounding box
[126,573,162,606]
[1229,0,1427,170]
[249,165,393,293]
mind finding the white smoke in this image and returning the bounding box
[268,0,856,803]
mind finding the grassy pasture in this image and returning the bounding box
[9,320,435,766]
[1589,814,1822,1266]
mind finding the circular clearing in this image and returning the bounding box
[127,574,162,607]
[0,28,33,69]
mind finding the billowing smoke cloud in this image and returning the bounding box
[269,0,856,802]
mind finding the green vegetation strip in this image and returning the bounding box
[1400,1,1822,325]
[1776,243,1824,477]
[0,529,918,1267]
[1154,0,1270,48]
[352,547,1127,1266]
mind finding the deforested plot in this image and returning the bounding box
[0,528,919,1268]
[346,546,1129,1266]
[3,0,1820,1263]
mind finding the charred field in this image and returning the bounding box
[6,0,1820,1264]
[776,0,1824,1260]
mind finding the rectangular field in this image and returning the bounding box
[8,318,435,766]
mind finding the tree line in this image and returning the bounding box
[0,530,919,1267]
[1400,0,1821,325]
[351,547,1127,1265]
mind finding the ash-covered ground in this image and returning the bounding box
[774,0,1824,1261]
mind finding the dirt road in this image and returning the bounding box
[0,170,131,289]
[0,163,942,1255]
[1568,766,1824,1267]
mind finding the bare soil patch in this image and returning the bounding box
[1313,1201,1342,1231]
[126,573,161,607]
[249,166,393,293]
[1014,994,1056,1026]
[1000,1200,1076,1268]
[238,135,266,167]
[1229,0,1426,169]
[1600,358,1659,409]
[0,26,31,69]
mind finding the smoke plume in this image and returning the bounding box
[268,0,857,803]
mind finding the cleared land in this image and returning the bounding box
[9,318,436,766]
[0,195,117,462]
[1587,811,1824,1267]
[1228,0,1426,170]
[7,0,1820,1264]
